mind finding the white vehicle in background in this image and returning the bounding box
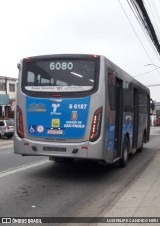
[0,119,14,139]
[150,115,156,126]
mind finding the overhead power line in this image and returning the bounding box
[146,0,160,40]
[127,0,160,60]
[128,0,160,55]
[146,83,160,87]
[118,0,156,64]
[134,66,160,77]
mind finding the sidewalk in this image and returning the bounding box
[0,139,13,146]
[97,150,160,226]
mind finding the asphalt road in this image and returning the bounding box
[0,127,160,221]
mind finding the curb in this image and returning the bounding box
[0,140,13,146]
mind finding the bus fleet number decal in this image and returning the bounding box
[69,104,87,110]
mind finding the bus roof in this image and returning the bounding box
[21,53,150,94]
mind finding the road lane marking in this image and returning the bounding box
[0,142,13,147]
[0,144,13,150]
[0,159,50,178]
[0,150,12,155]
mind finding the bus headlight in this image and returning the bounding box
[89,107,102,142]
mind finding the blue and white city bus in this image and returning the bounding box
[14,54,150,167]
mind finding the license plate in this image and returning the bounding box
[47,129,63,135]
[43,147,66,152]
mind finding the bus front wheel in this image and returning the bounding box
[119,136,129,167]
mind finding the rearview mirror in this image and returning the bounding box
[151,102,155,110]
[17,63,21,70]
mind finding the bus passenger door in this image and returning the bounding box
[114,77,123,158]
[146,95,150,141]
[133,88,139,148]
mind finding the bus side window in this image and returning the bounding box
[123,82,133,112]
[139,92,147,113]
[108,68,115,111]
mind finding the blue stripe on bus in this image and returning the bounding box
[106,124,115,151]
[106,121,133,152]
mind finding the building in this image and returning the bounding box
[150,101,160,126]
[154,102,160,116]
[0,76,17,119]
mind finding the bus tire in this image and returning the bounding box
[6,135,13,139]
[49,157,74,163]
[119,136,129,167]
[137,131,146,153]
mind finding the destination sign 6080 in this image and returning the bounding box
[50,62,73,70]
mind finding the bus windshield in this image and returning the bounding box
[23,59,96,92]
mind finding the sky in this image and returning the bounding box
[1,0,160,101]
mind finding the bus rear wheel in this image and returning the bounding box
[137,131,146,153]
[49,156,74,163]
[119,136,129,167]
